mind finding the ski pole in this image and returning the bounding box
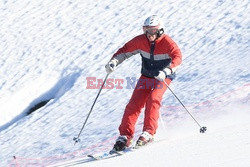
[73,73,109,144]
[163,80,207,133]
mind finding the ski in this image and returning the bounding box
[87,139,165,162]
[50,151,122,166]
[87,152,120,160]
[50,140,165,166]
[87,147,134,161]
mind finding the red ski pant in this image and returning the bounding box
[119,75,171,140]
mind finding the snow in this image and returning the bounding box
[90,113,250,167]
[0,0,249,166]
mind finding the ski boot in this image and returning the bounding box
[136,131,153,147]
[112,136,128,152]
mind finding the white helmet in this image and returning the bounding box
[143,15,164,37]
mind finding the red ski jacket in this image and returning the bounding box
[112,34,182,79]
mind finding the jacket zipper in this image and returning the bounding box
[150,42,155,60]
[150,42,155,61]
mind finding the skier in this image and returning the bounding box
[105,15,182,151]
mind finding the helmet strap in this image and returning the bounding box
[157,28,164,38]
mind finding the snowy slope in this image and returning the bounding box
[88,107,250,167]
[0,0,249,166]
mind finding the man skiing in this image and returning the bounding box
[105,15,182,151]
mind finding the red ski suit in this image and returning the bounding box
[112,34,182,141]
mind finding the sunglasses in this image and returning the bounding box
[146,29,159,36]
[143,26,159,36]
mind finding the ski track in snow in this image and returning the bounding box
[0,0,249,166]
